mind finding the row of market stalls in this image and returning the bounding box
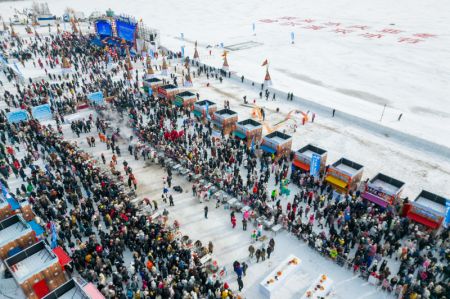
[0,183,79,298]
[140,77,449,231]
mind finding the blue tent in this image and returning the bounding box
[28,220,45,237]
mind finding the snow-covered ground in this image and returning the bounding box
[1,0,449,149]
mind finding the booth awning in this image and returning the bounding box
[362,192,388,208]
[293,159,310,171]
[407,212,440,229]
[325,176,348,189]
[53,246,72,267]
[233,131,246,139]
[260,145,276,154]
[6,197,20,210]
[193,110,202,117]
[83,283,106,299]
[174,100,183,107]
[28,220,45,236]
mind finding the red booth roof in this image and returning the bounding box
[52,246,72,267]
[407,212,440,229]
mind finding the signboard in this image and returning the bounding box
[31,104,52,121]
[7,110,29,123]
[295,151,310,165]
[157,87,167,97]
[95,20,112,36]
[410,203,443,223]
[327,167,351,183]
[310,153,321,177]
[116,20,137,42]
[366,185,395,204]
[444,199,450,228]
[87,91,104,105]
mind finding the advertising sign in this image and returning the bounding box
[95,20,112,36]
[310,153,321,177]
[116,20,137,42]
[328,167,351,183]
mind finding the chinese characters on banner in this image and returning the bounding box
[258,17,438,45]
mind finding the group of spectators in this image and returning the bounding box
[0,20,448,299]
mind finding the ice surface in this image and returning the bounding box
[335,163,359,176]
[13,249,55,280]
[371,179,400,194]
[415,196,446,214]
[0,222,28,247]
[270,136,287,143]
[301,149,315,159]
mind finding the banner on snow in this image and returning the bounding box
[32,104,53,121]
[7,109,29,123]
[87,91,105,105]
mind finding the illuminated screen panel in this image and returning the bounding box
[116,20,137,42]
[95,20,112,36]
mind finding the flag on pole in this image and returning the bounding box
[205,102,211,120]
[261,59,268,66]
[50,222,58,249]
[251,136,255,152]
[1,182,8,198]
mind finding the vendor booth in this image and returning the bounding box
[362,173,405,207]
[157,84,179,101]
[406,190,447,229]
[233,118,263,148]
[293,144,327,173]
[193,100,217,120]
[260,131,292,159]
[5,241,67,298]
[325,158,364,193]
[143,77,163,93]
[0,215,36,259]
[174,91,197,109]
[212,109,238,135]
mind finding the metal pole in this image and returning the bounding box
[380,104,387,121]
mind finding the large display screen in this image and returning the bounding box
[116,20,137,42]
[95,20,112,36]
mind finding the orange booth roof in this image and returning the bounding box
[293,159,310,171]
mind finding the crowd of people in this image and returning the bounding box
[0,18,449,299]
[1,31,239,299]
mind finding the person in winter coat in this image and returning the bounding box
[231,215,237,228]
[255,249,261,263]
[267,246,273,259]
[248,245,255,258]
[261,248,266,261]
[242,262,248,276]
[242,218,247,231]
[208,241,214,254]
[237,276,244,291]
